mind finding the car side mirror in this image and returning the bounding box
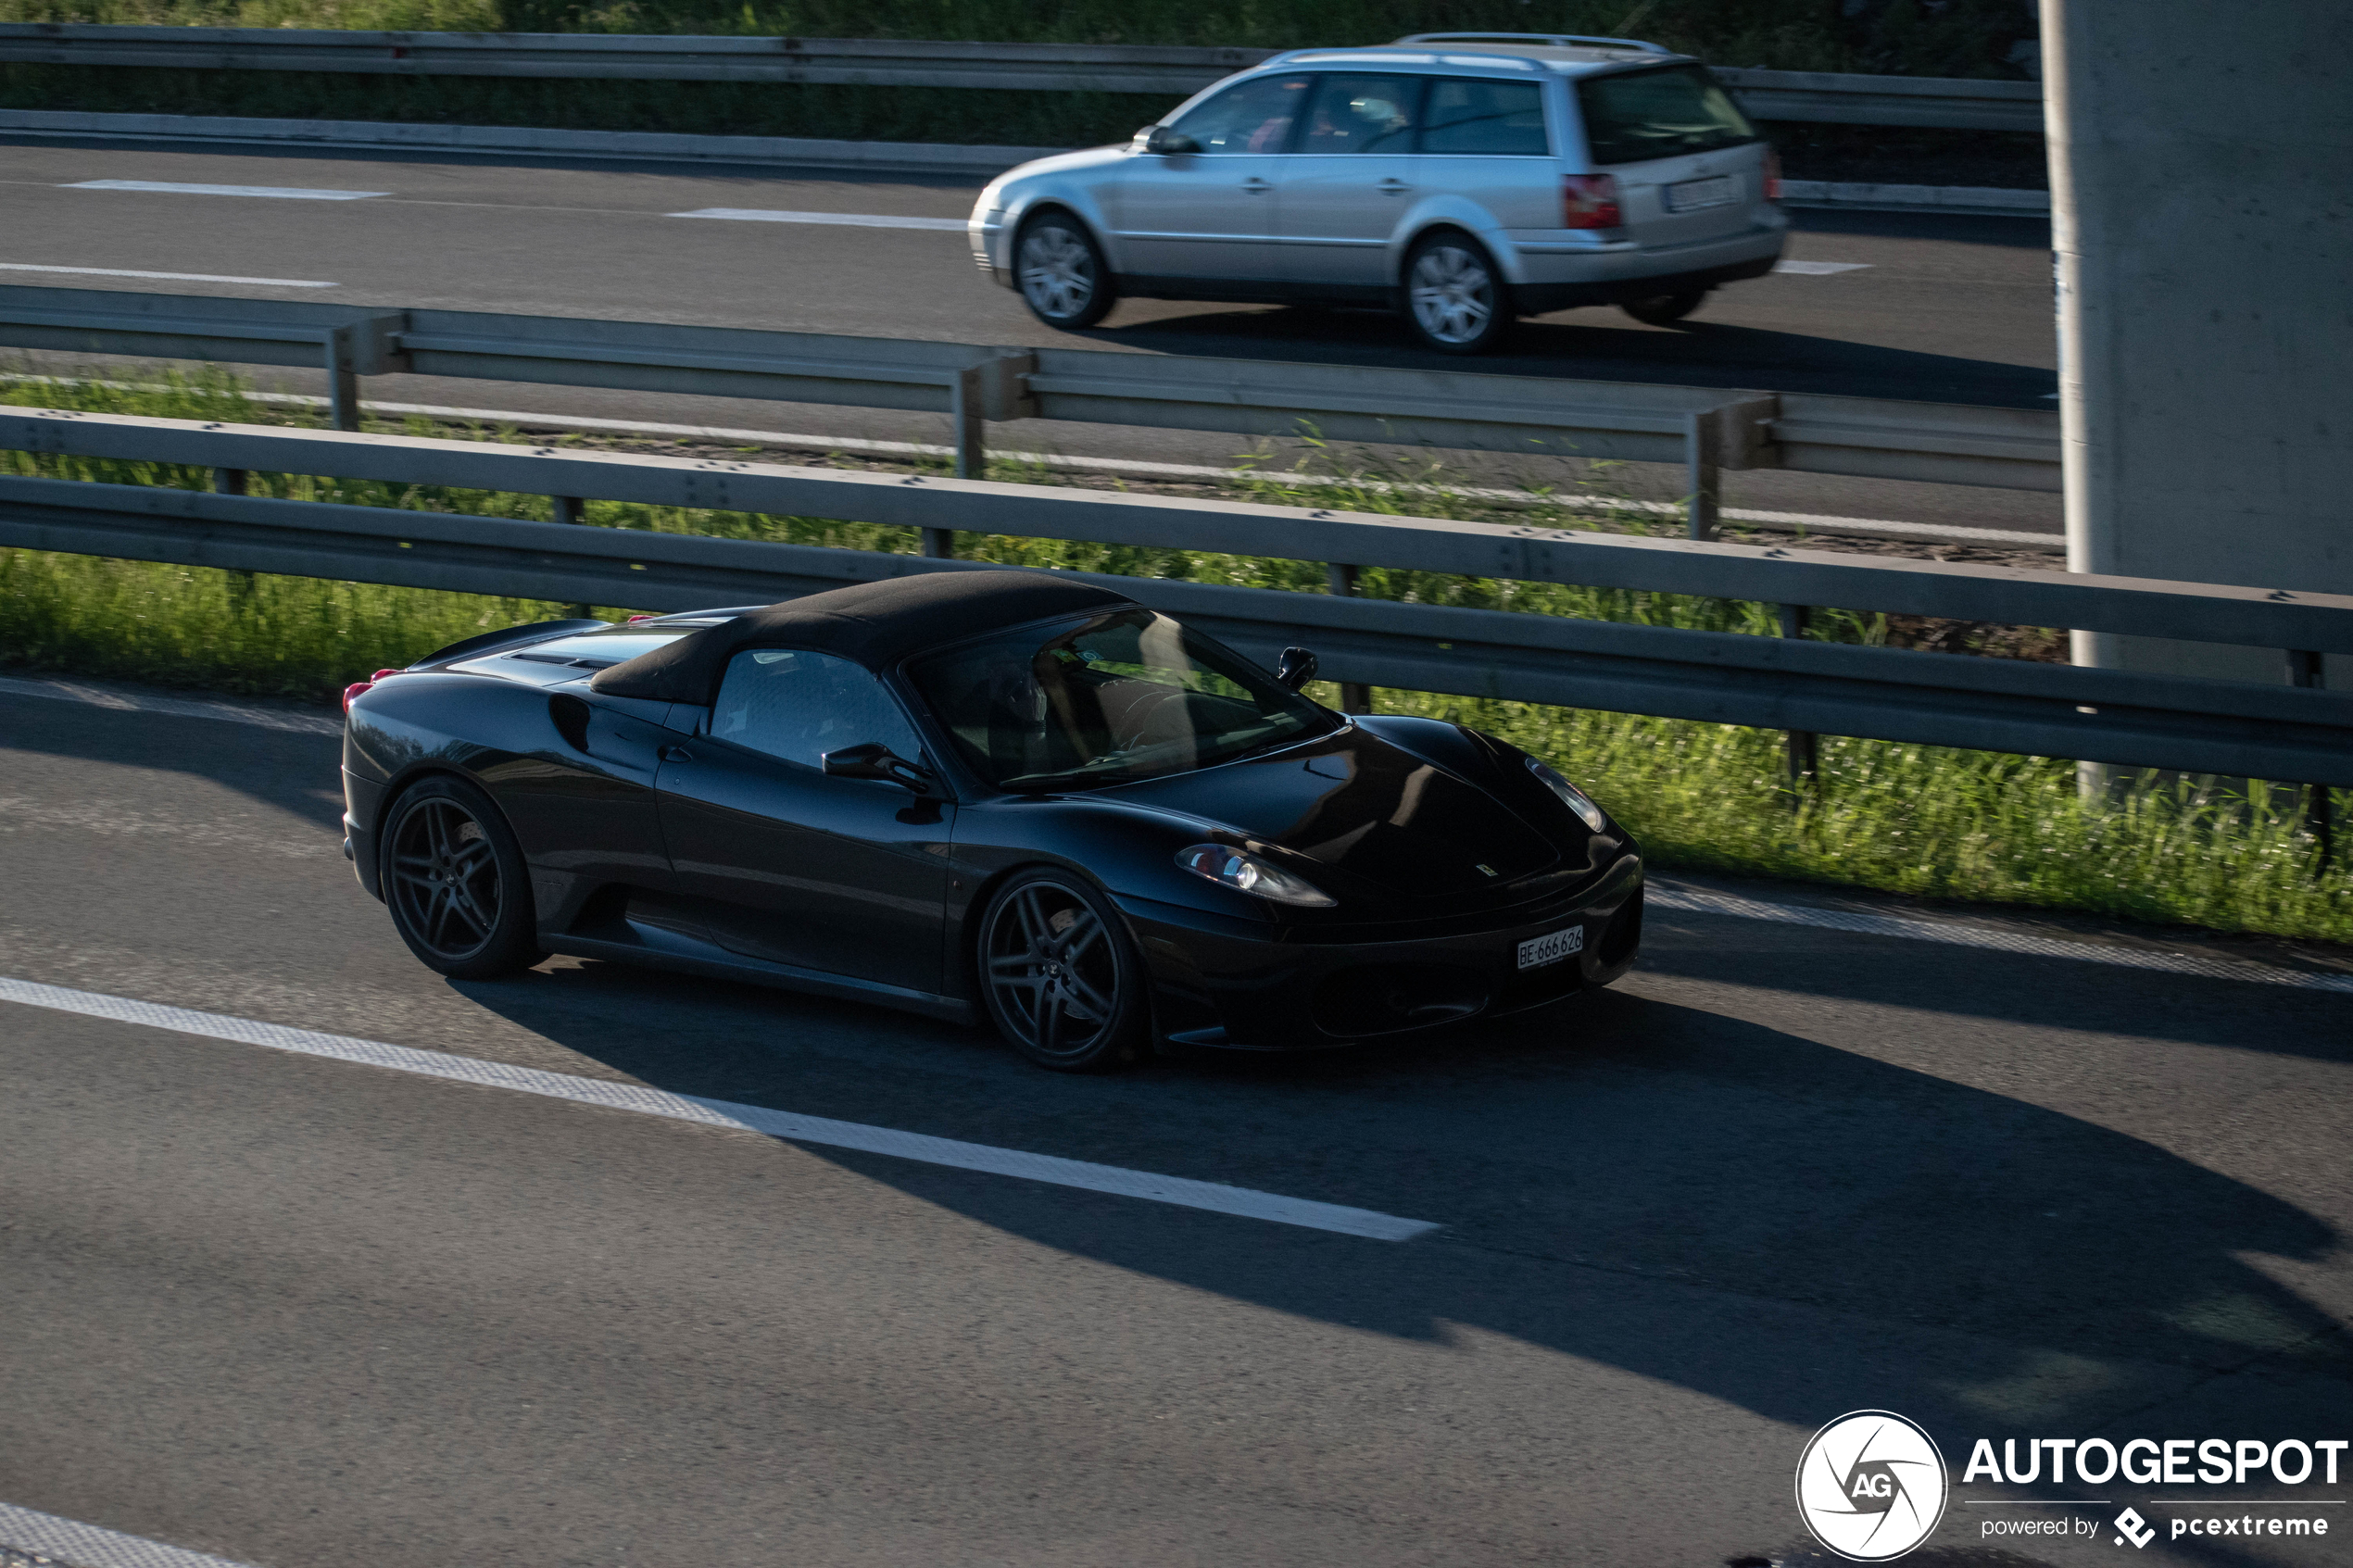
[1138,124,1199,155]
[823,741,935,792]
[1276,646,1319,691]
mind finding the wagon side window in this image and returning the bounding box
[711,648,924,770]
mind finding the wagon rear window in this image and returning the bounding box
[1577,64,1756,164]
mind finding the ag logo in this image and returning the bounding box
[1794,1410,1950,1562]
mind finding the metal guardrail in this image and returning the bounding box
[0,24,2044,130]
[0,409,2345,793]
[0,285,2061,543]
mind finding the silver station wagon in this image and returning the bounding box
[969,34,1788,354]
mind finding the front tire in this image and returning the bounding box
[380,775,542,980]
[1620,290,1707,326]
[976,871,1149,1072]
[1402,231,1513,354]
[1014,212,1116,330]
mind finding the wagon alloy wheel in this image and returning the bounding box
[1403,233,1510,354]
[390,799,501,960]
[1015,216,1114,328]
[380,776,544,980]
[978,874,1144,1071]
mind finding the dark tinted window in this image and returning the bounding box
[1297,73,1423,155]
[1168,73,1311,155]
[910,609,1334,791]
[1577,65,1757,164]
[1420,78,1549,156]
[711,648,923,770]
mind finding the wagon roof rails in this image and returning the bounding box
[1392,32,1677,55]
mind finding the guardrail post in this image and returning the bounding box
[2289,649,2332,867]
[323,324,362,432]
[211,468,246,496]
[1684,408,1721,541]
[1779,603,1818,800]
[1326,562,1372,714]
[552,495,591,616]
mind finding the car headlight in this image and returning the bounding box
[1526,756,1608,833]
[1176,844,1336,909]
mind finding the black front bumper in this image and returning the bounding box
[1118,853,1644,1050]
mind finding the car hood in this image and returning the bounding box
[990,143,1131,194]
[1110,724,1556,897]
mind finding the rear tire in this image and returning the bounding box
[976,871,1149,1072]
[380,775,543,980]
[1620,290,1707,326]
[1401,231,1514,355]
[1015,211,1116,330]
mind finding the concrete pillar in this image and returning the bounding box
[2045,0,2353,687]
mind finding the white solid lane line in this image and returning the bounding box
[1645,883,2353,996]
[0,1501,259,1568]
[63,180,389,200]
[1773,260,1873,275]
[669,207,969,231]
[0,974,1443,1242]
[0,261,338,287]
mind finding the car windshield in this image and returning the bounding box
[909,609,1336,791]
[1577,64,1757,164]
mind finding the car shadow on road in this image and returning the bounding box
[1072,307,2057,405]
[454,949,2350,1452]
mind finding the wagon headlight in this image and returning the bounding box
[1527,756,1608,833]
[1176,844,1336,909]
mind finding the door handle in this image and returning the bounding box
[661,745,694,763]
[1378,178,1411,194]
[1239,177,1271,194]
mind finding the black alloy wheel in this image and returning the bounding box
[1015,212,1117,329]
[1620,290,1708,326]
[382,775,543,980]
[977,871,1148,1071]
[1401,230,1514,355]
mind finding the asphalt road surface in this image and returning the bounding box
[0,135,2066,537]
[3,680,2347,1567]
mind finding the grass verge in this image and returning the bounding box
[2,366,2343,945]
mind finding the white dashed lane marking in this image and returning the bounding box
[0,974,1444,1242]
[0,261,337,286]
[668,207,969,230]
[0,1500,259,1568]
[63,180,389,200]
[1773,259,1873,275]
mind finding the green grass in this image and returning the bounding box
[3,365,2344,946]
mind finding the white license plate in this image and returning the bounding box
[1665,175,1739,212]
[1516,926,1585,970]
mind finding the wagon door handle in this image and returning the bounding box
[1378,178,1411,194]
[1239,177,1272,194]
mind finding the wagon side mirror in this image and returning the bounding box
[1138,124,1199,155]
[822,742,935,792]
[1276,646,1319,691]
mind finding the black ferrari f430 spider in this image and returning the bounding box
[342,571,1643,1070]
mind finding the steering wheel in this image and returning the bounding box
[1111,686,1191,753]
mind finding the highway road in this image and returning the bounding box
[3,677,2347,1566]
[0,135,2067,537]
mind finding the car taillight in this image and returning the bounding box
[1763,146,1783,202]
[342,668,409,713]
[1563,173,1621,229]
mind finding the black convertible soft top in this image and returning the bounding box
[589,570,1136,704]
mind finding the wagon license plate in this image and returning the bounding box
[1665,174,1739,212]
[1517,925,1585,970]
